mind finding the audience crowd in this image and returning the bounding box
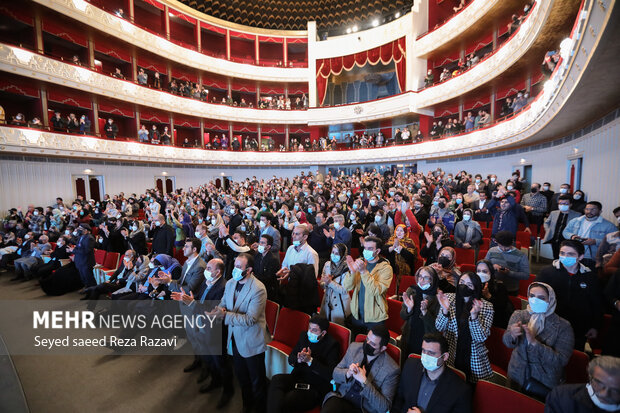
[2,167,620,412]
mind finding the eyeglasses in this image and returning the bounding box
[591,378,620,399]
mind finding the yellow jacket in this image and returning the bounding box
[343,258,393,323]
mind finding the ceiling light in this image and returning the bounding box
[520,158,526,164]
[395,12,401,18]
[84,169,93,174]
[162,171,168,176]
[346,28,352,34]
[352,25,359,32]
[372,19,379,27]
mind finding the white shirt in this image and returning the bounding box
[577,216,601,238]
[281,242,319,277]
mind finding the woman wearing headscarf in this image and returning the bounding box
[436,271,495,383]
[502,282,574,399]
[476,259,513,328]
[430,245,461,293]
[394,201,422,249]
[50,209,64,233]
[400,266,440,357]
[319,243,351,326]
[454,208,483,253]
[167,210,187,248]
[125,220,148,256]
[420,221,455,265]
[386,224,418,295]
[207,213,224,242]
[115,254,181,300]
[347,210,365,249]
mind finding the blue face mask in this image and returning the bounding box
[421,353,441,371]
[432,201,439,206]
[363,249,375,261]
[307,331,320,343]
[331,253,340,263]
[455,199,462,204]
[292,240,301,247]
[558,205,570,212]
[308,207,313,213]
[232,267,245,282]
[528,296,549,313]
[418,281,431,290]
[559,256,577,267]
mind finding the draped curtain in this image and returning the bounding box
[316,37,406,106]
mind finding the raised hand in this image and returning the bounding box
[470,298,483,319]
[420,299,429,315]
[402,291,414,312]
[437,290,450,314]
[509,321,523,339]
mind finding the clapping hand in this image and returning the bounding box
[470,298,483,319]
[437,290,450,315]
[352,365,367,384]
[509,321,523,340]
[403,291,414,312]
[276,267,290,282]
[346,363,359,379]
[420,299,429,315]
[297,347,312,364]
[171,287,194,305]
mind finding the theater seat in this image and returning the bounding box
[455,247,476,265]
[565,350,589,384]
[487,326,513,377]
[94,249,106,266]
[265,300,279,338]
[385,298,403,343]
[268,307,310,356]
[459,263,476,273]
[328,322,351,358]
[518,274,536,297]
[398,275,416,295]
[473,380,544,413]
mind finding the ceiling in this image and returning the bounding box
[178,0,412,31]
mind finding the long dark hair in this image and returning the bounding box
[456,271,483,318]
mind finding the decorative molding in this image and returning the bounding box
[414,0,501,57]
[307,93,415,125]
[32,0,309,82]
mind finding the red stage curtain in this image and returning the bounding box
[316,38,407,104]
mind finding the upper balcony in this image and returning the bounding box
[32,0,310,82]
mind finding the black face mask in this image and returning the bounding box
[437,256,451,268]
[433,230,442,239]
[363,342,377,357]
[458,284,474,297]
[438,202,446,209]
[531,187,538,193]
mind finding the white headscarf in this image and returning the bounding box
[526,281,557,336]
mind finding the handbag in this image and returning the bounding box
[521,341,551,400]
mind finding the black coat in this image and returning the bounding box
[253,251,280,302]
[73,234,95,268]
[545,383,606,413]
[279,263,319,315]
[393,358,471,413]
[151,224,175,256]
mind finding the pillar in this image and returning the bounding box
[40,87,49,128]
[199,118,204,147]
[226,30,231,60]
[34,13,43,54]
[255,36,259,65]
[162,6,170,40]
[92,97,100,136]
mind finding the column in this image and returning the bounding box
[255,36,259,65]
[162,6,170,40]
[88,36,95,70]
[131,50,138,82]
[228,123,233,149]
[285,125,289,149]
[135,107,141,140]
[226,30,231,60]
[307,21,317,107]
[227,79,232,101]
[34,13,43,54]
[169,114,175,146]
[490,90,496,122]
[283,38,288,66]
[40,87,49,128]
[92,97,100,136]
[127,0,134,22]
[199,118,205,148]
[195,21,201,53]
[256,84,260,107]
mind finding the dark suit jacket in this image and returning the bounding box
[151,224,175,256]
[73,234,95,268]
[253,252,280,301]
[173,256,207,295]
[393,358,471,413]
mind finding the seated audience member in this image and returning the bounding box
[542,195,581,259]
[484,230,530,296]
[342,236,393,336]
[82,249,150,305]
[503,282,574,400]
[393,332,472,413]
[268,315,340,413]
[321,325,400,413]
[252,234,279,302]
[12,234,51,281]
[545,355,620,413]
[536,240,603,351]
[476,259,513,328]
[400,266,440,357]
[436,272,494,383]
[319,243,352,326]
[453,208,483,251]
[35,235,71,279]
[28,116,43,129]
[430,246,461,294]
[563,201,617,267]
[420,222,455,266]
[386,224,418,295]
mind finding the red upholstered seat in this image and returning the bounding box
[508,295,525,311]
[174,248,187,265]
[459,263,476,273]
[398,275,416,295]
[265,299,280,337]
[481,228,492,238]
[518,274,537,297]
[350,248,359,260]
[385,298,403,340]
[354,334,401,367]
[516,231,531,248]
[267,307,310,356]
[565,350,589,384]
[455,247,476,265]
[473,380,544,413]
[94,249,106,266]
[487,326,513,377]
[328,322,351,358]
[101,251,120,272]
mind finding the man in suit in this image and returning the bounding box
[210,253,268,413]
[268,315,341,412]
[166,238,206,295]
[172,258,233,408]
[252,234,280,302]
[542,195,581,258]
[393,332,471,413]
[256,212,281,253]
[322,325,400,413]
[472,191,493,224]
[68,223,96,288]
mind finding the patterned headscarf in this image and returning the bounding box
[526,282,557,336]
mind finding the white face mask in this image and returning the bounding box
[421,353,442,372]
[586,383,620,411]
[477,272,491,283]
[194,231,201,238]
[204,270,215,282]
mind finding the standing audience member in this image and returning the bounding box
[542,195,581,259]
[319,243,352,326]
[485,231,530,296]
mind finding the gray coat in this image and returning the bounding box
[319,272,352,325]
[502,310,574,389]
[324,342,400,413]
[542,210,581,244]
[454,220,483,248]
